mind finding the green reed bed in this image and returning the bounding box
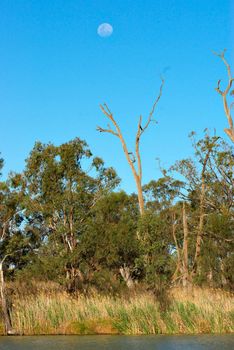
[1,288,233,335]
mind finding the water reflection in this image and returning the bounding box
[0,334,234,350]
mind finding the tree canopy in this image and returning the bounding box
[0,133,233,294]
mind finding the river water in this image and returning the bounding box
[0,335,234,350]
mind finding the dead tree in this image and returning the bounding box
[119,264,134,289]
[181,202,189,287]
[171,212,182,284]
[0,217,18,335]
[171,205,191,288]
[0,255,14,335]
[215,50,234,143]
[97,80,164,216]
[192,145,212,274]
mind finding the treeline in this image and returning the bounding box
[0,133,233,296]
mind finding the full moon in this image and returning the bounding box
[97,23,113,37]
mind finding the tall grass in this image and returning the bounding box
[1,286,233,335]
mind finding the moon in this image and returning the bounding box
[97,23,113,37]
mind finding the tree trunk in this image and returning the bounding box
[220,260,227,287]
[193,183,205,273]
[207,269,213,287]
[182,202,190,288]
[135,175,144,216]
[214,51,234,144]
[119,265,134,289]
[193,148,211,274]
[0,261,14,335]
[65,265,84,292]
[171,214,182,284]
[98,81,164,217]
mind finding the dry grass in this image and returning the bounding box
[171,287,233,313]
[1,286,233,335]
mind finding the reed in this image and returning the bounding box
[1,286,233,335]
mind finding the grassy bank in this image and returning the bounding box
[1,287,233,335]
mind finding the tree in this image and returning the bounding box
[139,178,182,290]
[0,156,13,334]
[22,138,119,290]
[97,80,164,215]
[78,191,140,291]
[170,133,234,287]
[0,160,26,334]
[215,50,234,143]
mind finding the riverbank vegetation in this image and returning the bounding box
[0,284,233,335]
[0,52,233,335]
[0,131,233,335]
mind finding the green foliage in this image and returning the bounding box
[169,133,234,289]
[0,154,3,176]
[0,166,30,273]
[137,211,173,307]
[16,138,120,289]
[143,176,183,211]
[78,191,140,289]
[0,132,233,294]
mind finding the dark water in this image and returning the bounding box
[0,335,233,350]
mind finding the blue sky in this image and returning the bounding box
[0,0,233,193]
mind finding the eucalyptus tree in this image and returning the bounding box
[78,191,140,290]
[170,133,234,287]
[0,159,27,334]
[22,138,119,289]
[0,156,12,334]
[135,176,183,291]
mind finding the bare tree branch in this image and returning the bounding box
[97,80,164,215]
[142,78,164,133]
[214,50,234,142]
[96,126,119,137]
